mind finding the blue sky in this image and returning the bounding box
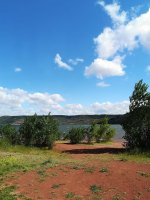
[0,0,150,115]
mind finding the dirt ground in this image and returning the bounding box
[6,142,150,200]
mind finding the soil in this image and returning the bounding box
[6,142,150,200]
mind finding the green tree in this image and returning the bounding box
[122,80,150,149]
[93,117,116,143]
[19,113,59,149]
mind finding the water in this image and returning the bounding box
[11,124,125,141]
[59,124,125,140]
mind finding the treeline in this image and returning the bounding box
[0,114,124,126]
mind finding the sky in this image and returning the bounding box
[0,0,150,116]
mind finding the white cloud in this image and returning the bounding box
[84,56,125,79]
[91,100,129,114]
[146,66,150,71]
[0,87,65,116]
[95,4,150,59]
[0,86,129,116]
[14,67,22,72]
[98,1,128,26]
[85,2,150,81]
[68,58,84,65]
[54,53,73,71]
[96,81,110,87]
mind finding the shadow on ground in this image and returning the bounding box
[62,147,126,154]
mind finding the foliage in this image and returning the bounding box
[93,117,116,142]
[68,127,85,144]
[122,80,150,149]
[19,113,59,149]
[0,186,17,200]
[85,126,94,144]
[0,124,18,145]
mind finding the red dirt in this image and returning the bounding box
[7,142,150,200]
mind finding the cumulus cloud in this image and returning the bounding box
[95,3,150,59]
[54,53,73,71]
[0,86,129,116]
[96,81,110,87]
[68,58,84,65]
[84,56,125,79]
[98,1,128,26]
[14,67,22,72]
[91,100,129,114]
[0,87,65,116]
[85,1,150,80]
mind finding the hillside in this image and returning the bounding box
[0,114,124,125]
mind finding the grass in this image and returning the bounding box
[0,186,17,200]
[65,192,75,199]
[51,183,62,189]
[84,166,95,173]
[137,171,150,178]
[99,167,109,173]
[0,143,71,180]
[90,185,102,194]
[83,151,150,164]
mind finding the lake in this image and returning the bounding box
[10,124,125,141]
[59,124,125,140]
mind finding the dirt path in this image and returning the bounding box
[6,142,150,200]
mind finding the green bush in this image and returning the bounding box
[85,127,94,144]
[19,113,59,149]
[68,127,85,144]
[93,117,116,142]
[0,124,18,145]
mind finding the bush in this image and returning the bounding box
[19,113,59,149]
[93,117,116,142]
[68,127,85,144]
[122,80,150,150]
[85,126,94,144]
[0,124,18,145]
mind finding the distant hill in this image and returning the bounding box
[0,114,124,125]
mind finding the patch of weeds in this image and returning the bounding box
[137,171,150,177]
[84,167,95,173]
[65,192,75,199]
[0,186,17,200]
[112,196,122,200]
[119,157,128,162]
[50,172,58,177]
[145,187,150,192]
[99,167,109,173]
[41,159,52,166]
[51,183,62,189]
[18,193,32,200]
[133,192,142,200]
[75,196,82,200]
[37,169,47,177]
[72,165,83,170]
[90,185,102,194]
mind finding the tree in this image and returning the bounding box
[19,113,59,149]
[93,117,116,143]
[122,80,150,149]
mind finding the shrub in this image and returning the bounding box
[93,117,116,142]
[0,124,18,145]
[85,127,94,144]
[19,113,59,149]
[68,127,85,144]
